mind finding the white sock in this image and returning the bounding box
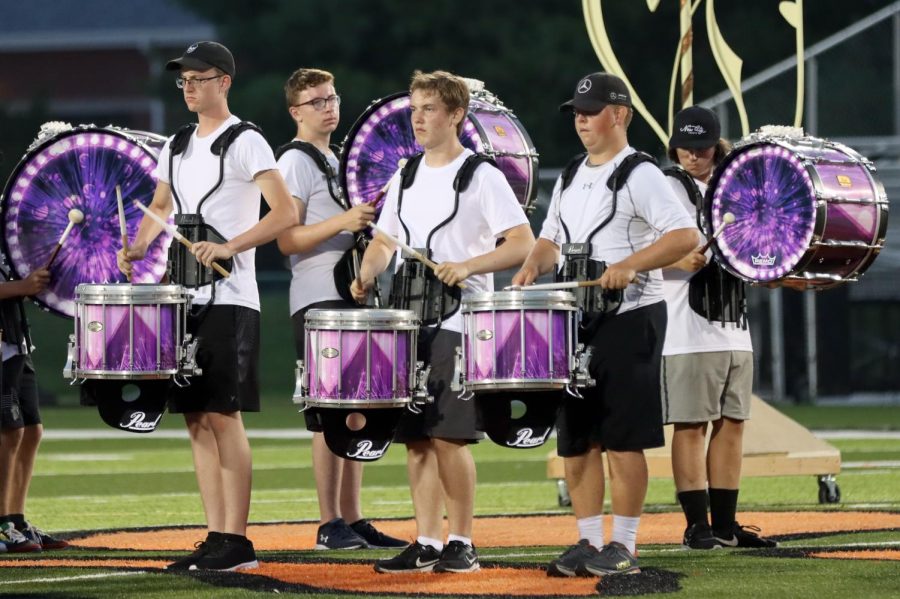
[576,515,604,549]
[447,534,472,547]
[417,535,444,551]
[611,515,640,554]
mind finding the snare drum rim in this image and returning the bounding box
[75,283,188,305]
[71,367,177,380]
[304,308,420,330]
[297,397,411,409]
[461,290,578,312]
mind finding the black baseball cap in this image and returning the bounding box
[669,106,721,149]
[166,41,235,77]
[559,72,631,113]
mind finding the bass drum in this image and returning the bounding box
[340,82,538,218]
[705,131,889,290]
[0,123,173,317]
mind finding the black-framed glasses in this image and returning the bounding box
[293,95,341,111]
[175,75,224,89]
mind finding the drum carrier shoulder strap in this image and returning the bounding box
[274,140,346,209]
[662,165,704,230]
[0,264,32,354]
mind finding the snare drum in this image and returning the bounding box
[340,84,539,218]
[707,132,889,289]
[457,290,582,392]
[66,284,190,380]
[295,309,420,408]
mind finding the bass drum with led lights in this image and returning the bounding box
[340,81,539,218]
[0,123,173,317]
[705,131,888,290]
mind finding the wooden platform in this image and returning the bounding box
[546,396,841,479]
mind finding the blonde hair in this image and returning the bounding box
[409,70,469,135]
[284,68,334,108]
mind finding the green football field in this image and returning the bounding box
[0,403,898,597]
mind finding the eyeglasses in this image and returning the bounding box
[293,95,341,111]
[175,75,224,89]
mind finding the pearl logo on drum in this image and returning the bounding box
[494,125,507,137]
[346,440,388,460]
[87,321,104,333]
[321,347,339,359]
[476,329,494,341]
[836,174,853,188]
[508,427,552,448]
[120,411,162,432]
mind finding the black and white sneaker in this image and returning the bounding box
[190,536,258,571]
[433,541,479,573]
[580,541,640,576]
[316,518,368,550]
[714,522,778,548]
[547,539,601,577]
[167,534,221,570]
[22,523,69,550]
[350,519,408,549]
[374,541,441,573]
[682,523,723,550]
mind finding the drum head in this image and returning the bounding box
[707,139,818,283]
[0,125,173,317]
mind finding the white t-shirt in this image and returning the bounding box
[277,144,353,315]
[377,148,529,333]
[661,174,753,354]
[154,115,276,311]
[539,146,696,314]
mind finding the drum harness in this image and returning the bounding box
[389,151,497,328]
[274,140,382,306]
[664,165,747,328]
[167,121,261,317]
[0,263,33,357]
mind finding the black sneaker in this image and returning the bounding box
[190,536,258,571]
[350,519,408,549]
[714,522,778,548]
[0,522,41,553]
[22,523,69,550]
[682,523,723,550]
[374,541,441,573]
[546,539,600,577]
[316,518,368,550]
[580,541,640,576]
[166,535,220,571]
[433,541,479,573]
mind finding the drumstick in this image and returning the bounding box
[115,186,132,282]
[371,158,407,204]
[505,280,599,292]
[132,201,230,278]
[367,220,467,289]
[698,212,735,254]
[45,208,84,269]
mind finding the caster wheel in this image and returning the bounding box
[557,479,571,507]
[817,475,841,504]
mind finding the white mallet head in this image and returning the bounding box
[68,208,84,224]
[723,212,735,225]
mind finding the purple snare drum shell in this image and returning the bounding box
[709,136,887,287]
[462,290,576,391]
[73,283,186,378]
[303,309,417,406]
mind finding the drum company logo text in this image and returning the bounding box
[508,427,551,448]
[346,440,389,460]
[120,411,162,432]
[751,253,777,266]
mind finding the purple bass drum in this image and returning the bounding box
[455,290,588,393]
[0,124,173,317]
[295,309,422,408]
[707,132,889,289]
[64,284,195,380]
[340,80,538,218]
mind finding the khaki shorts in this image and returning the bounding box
[661,351,753,424]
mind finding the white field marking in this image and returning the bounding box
[0,571,147,586]
[843,461,900,469]
[44,454,131,461]
[41,429,315,440]
[816,431,900,440]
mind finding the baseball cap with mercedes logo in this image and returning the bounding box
[669,105,721,149]
[559,72,632,113]
[166,41,235,77]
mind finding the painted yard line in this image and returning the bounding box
[816,430,900,440]
[0,571,147,585]
[843,460,900,469]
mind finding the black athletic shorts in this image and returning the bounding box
[168,304,260,414]
[1,354,41,430]
[556,301,667,456]
[394,327,483,444]
[292,299,358,432]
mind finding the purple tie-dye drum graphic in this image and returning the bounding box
[73,284,188,379]
[461,291,577,391]
[0,125,173,317]
[301,309,419,408]
[340,88,538,218]
[708,134,888,289]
